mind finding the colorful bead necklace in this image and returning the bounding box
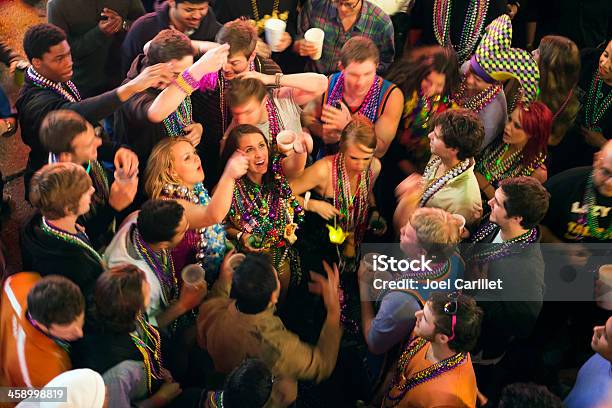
[40,217,103,264]
[89,160,110,203]
[453,80,502,113]
[228,156,304,267]
[376,260,451,305]
[209,391,224,408]
[583,69,612,132]
[130,315,164,392]
[161,182,228,271]
[332,153,372,244]
[133,226,178,305]
[162,97,193,137]
[26,311,71,353]
[468,222,538,264]
[327,73,382,123]
[581,172,612,240]
[476,142,546,184]
[433,0,490,62]
[420,157,473,207]
[265,95,284,145]
[385,337,467,406]
[26,66,81,102]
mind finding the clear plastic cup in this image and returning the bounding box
[181,264,206,287]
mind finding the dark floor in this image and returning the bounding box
[1,0,47,275]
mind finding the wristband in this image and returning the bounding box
[181,69,200,89]
[174,74,197,95]
[304,191,311,210]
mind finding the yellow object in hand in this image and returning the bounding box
[327,224,349,245]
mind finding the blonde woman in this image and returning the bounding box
[145,138,248,277]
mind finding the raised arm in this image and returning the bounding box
[147,44,230,123]
[289,157,329,196]
[179,150,248,229]
[236,71,328,106]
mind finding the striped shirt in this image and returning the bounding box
[298,0,395,75]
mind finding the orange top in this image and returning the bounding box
[383,339,477,408]
[0,273,71,393]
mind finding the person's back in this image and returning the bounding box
[564,317,612,408]
[382,293,483,408]
[198,253,342,398]
[0,273,84,388]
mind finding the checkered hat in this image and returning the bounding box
[474,14,540,104]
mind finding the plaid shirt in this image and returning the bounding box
[298,0,395,75]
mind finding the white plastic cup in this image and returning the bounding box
[304,28,325,61]
[181,264,206,287]
[228,253,246,272]
[264,18,286,52]
[276,130,297,153]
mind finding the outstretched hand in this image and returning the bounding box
[308,261,341,318]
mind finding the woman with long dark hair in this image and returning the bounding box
[535,36,581,146]
[220,124,308,300]
[385,46,460,175]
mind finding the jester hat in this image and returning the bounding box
[470,14,539,104]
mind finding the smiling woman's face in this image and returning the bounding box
[237,132,269,176]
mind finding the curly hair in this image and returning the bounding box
[23,23,66,61]
[431,109,484,160]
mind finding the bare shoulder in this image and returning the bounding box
[371,157,382,178]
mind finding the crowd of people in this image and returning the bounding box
[0,0,611,407]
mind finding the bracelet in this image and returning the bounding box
[174,75,197,95]
[182,69,200,89]
[237,231,244,242]
[304,191,311,210]
[274,72,283,88]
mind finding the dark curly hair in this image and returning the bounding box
[431,109,484,160]
[499,176,550,229]
[23,23,66,61]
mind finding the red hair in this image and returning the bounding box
[518,101,552,166]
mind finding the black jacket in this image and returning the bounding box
[15,77,123,187]
[121,1,221,76]
[463,223,545,359]
[20,213,104,299]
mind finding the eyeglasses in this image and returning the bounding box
[444,291,459,341]
[331,0,361,9]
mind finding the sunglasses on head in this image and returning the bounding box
[444,291,459,341]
